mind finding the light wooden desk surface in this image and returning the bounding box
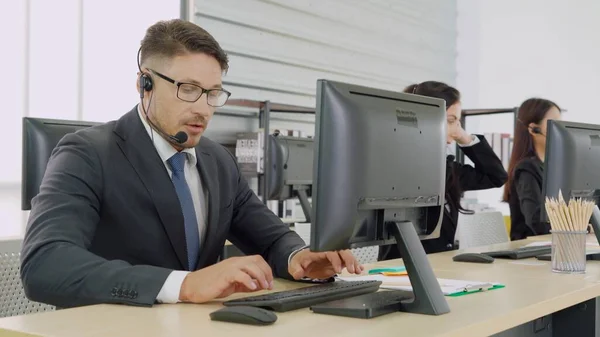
[2,235,600,337]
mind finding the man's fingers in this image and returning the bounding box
[300,252,325,269]
[291,265,305,279]
[241,262,270,290]
[326,251,343,273]
[339,250,359,274]
[237,282,263,293]
[232,271,258,291]
[356,260,364,273]
[251,255,274,288]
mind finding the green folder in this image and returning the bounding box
[447,284,505,297]
[368,266,406,274]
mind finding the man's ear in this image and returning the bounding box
[136,72,145,96]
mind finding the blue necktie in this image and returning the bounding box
[167,152,200,271]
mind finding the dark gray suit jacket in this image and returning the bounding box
[20,107,306,308]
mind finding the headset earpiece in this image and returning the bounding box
[141,74,153,92]
[139,73,153,99]
[519,118,545,136]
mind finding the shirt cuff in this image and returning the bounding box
[288,245,309,267]
[457,135,480,147]
[156,270,190,304]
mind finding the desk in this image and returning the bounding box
[2,236,600,337]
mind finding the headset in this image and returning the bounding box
[530,126,544,136]
[518,119,545,137]
[137,47,188,144]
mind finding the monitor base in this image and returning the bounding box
[310,289,412,319]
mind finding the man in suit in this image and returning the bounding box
[20,19,362,308]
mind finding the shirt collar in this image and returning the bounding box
[137,104,197,167]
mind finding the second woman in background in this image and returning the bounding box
[380,81,508,259]
[503,98,561,240]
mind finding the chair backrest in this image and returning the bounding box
[456,211,510,249]
[22,117,99,210]
[350,246,380,265]
[0,238,54,317]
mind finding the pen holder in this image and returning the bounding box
[551,230,587,274]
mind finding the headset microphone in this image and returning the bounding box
[171,131,188,144]
[145,115,189,145]
[145,115,190,145]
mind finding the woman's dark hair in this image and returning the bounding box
[502,98,560,202]
[405,81,460,109]
[403,81,469,214]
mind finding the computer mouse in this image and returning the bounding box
[209,306,277,326]
[452,252,495,264]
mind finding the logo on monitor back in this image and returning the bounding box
[396,109,418,128]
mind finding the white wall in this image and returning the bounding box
[196,0,458,127]
[459,0,600,117]
[0,0,180,237]
[457,0,600,213]
[195,0,459,144]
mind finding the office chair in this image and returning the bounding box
[21,117,99,210]
[0,238,54,317]
[456,211,510,249]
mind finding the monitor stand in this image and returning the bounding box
[387,220,450,315]
[589,205,600,246]
[294,185,312,224]
[309,220,450,318]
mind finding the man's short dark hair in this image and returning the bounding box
[140,19,229,72]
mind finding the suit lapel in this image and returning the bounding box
[113,107,188,270]
[195,144,220,268]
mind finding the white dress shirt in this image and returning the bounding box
[137,105,208,303]
[458,135,480,148]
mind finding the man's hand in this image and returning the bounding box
[178,255,273,303]
[448,119,473,145]
[288,249,364,280]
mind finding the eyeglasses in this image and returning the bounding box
[148,69,231,107]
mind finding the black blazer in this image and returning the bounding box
[20,107,305,308]
[381,135,508,259]
[508,156,548,240]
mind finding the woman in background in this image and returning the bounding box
[380,81,508,259]
[503,98,561,240]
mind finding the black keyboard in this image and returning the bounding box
[482,245,551,259]
[222,280,382,312]
[311,290,413,319]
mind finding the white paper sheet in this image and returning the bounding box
[337,275,499,295]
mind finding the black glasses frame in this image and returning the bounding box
[148,69,231,107]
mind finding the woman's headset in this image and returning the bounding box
[518,119,544,136]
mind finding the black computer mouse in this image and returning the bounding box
[210,306,277,326]
[452,252,495,264]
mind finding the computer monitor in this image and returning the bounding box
[309,79,449,315]
[266,134,314,222]
[22,117,99,210]
[542,120,600,242]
